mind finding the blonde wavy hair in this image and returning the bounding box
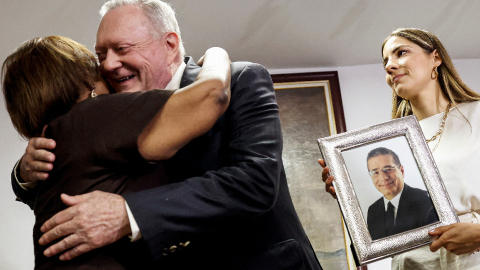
[381,28,480,119]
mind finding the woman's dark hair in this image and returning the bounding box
[2,36,99,138]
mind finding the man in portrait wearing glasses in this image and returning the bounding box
[366,147,439,240]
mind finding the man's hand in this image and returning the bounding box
[318,159,337,199]
[429,223,480,255]
[39,191,131,261]
[19,126,56,183]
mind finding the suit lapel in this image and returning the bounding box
[163,57,202,182]
[180,57,201,88]
[394,184,410,233]
[370,198,388,240]
[377,200,388,238]
[165,56,224,181]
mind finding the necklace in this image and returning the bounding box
[426,102,452,143]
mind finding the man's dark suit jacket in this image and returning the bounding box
[367,183,439,241]
[12,57,322,270]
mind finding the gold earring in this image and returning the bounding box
[431,66,438,80]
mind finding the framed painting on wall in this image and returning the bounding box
[271,71,361,270]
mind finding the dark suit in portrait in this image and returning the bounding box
[367,183,439,241]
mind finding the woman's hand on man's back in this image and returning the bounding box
[19,126,56,183]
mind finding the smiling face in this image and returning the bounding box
[382,36,441,101]
[95,5,178,93]
[367,154,405,200]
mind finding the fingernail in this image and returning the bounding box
[44,250,50,257]
[59,255,64,261]
[429,229,435,233]
[39,238,44,245]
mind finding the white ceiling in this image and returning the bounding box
[1,0,480,71]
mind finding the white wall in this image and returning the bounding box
[271,59,480,132]
[0,107,33,269]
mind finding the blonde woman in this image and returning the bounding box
[320,28,480,269]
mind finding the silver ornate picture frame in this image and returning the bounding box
[317,115,458,266]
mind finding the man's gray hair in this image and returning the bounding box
[100,0,185,57]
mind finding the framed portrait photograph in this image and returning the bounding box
[317,115,459,266]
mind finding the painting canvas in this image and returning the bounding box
[271,72,355,270]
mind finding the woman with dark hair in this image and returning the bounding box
[2,36,230,269]
[321,28,480,269]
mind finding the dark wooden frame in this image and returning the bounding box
[271,71,346,134]
[271,71,367,269]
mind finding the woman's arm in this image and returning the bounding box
[138,47,231,161]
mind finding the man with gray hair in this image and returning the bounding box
[12,1,322,269]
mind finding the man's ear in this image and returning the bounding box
[164,32,180,65]
[400,165,405,177]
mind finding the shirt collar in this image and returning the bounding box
[165,61,186,90]
[383,185,404,211]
